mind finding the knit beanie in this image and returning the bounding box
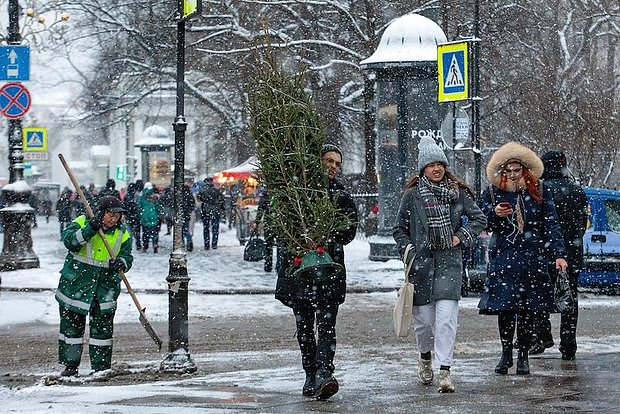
[321,143,343,161]
[417,136,448,171]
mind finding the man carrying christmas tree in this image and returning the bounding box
[274,144,358,400]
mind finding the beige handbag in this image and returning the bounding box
[393,244,416,337]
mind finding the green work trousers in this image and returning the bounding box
[58,298,115,371]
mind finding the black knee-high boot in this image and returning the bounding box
[495,312,516,374]
[516,311,532,375]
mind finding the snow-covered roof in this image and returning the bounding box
[134,125,174,147]
[360,14,447,68]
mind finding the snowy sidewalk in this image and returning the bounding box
[0,216,404,293]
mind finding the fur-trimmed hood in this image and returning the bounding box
[486,142,544,187]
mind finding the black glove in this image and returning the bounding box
[89,215,103,231]
[109,258,126,272]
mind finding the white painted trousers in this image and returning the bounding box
[413,299,459,367]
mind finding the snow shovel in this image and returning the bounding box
[58,153,163,351]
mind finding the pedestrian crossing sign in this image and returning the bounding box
[437,42,469,102]
[22,127,47,151]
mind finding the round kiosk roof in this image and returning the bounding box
[360,14,447,68]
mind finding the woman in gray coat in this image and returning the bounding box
[393,136,486,393]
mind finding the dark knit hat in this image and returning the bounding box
[541,151,567,168]
[321,143,343,160]
[98,196,125,213]
[417,136,448,171]
[541,150,569,179]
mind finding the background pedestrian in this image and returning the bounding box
[197,177,224,250]
[529,151,588,360]
[138,187,161,253]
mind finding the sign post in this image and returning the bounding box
[437,38,481,197]
[0,45,30,81]
[437,41,469,103]
[0,82,31,119]
[22,127,47,151]
[0,0,39,271]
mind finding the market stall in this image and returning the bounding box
[213,156,260,245]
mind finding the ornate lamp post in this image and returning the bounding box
[160,0,201,373]
[0,0,38,271]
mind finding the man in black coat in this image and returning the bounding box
[197,177,224,250]
[253,188,276,272]
[275,144,358,400]
[531,151,588,360]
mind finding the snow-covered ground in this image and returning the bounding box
[2,217,620,413]
[0,217,405,325]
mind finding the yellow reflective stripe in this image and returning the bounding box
[59,333,84,345]
[70,252,110,268]
[89,337,113,346]
[55,290,91,311]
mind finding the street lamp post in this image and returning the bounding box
[0,0,39,272]
[472,0,482,198]
[160,0,200,373]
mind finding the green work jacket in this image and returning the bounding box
[55,215,133,315]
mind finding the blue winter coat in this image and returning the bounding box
[478,185,566,314]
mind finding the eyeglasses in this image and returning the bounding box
[503,167,523,174]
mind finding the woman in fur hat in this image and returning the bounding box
[393,136,486,393]
[478,142,567,376]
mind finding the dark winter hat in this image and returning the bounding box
[541,151,567,168]
[106,178,116,189]
[417,136,448,171]
[321,143,343,160]
[98,196,126,213]
[541,150,569,179]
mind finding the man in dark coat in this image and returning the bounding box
[181,182,197,251]
[530,151,588,360]
[275,144,358,400]
[99,179,121,200]
[56,188,74,238]
[197,177,224,250]
[253,188,276,272]
[122,183,142,251]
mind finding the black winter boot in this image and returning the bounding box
[314,370,339,400]
[495,346,513,375]
[496,312,516,375]
[516,349,530,375]
[60,365,78,377]
[302,371,316,397]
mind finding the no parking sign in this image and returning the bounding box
[0,82,31,119]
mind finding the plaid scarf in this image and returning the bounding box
[418,176,459,250]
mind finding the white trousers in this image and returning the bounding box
[413,299,459,367]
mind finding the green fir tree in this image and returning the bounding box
[248,53,348,261]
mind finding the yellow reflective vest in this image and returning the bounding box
[55,215,133,315]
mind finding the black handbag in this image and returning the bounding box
[554,269,575,313]
[243,231,266,262]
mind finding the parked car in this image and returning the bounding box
[580,187,620,290]
[467,187,620,293]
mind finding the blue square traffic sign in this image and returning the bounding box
[0,46,30,81]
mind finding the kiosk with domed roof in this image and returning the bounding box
[360,13,448,261]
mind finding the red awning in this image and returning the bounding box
[214,156,258,182]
